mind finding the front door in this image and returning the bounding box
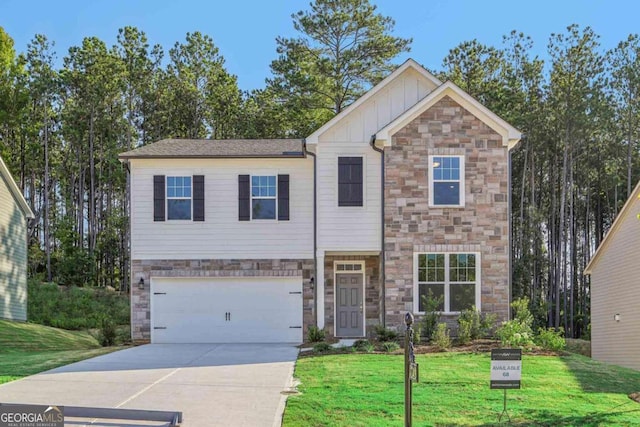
[336,273,364,337]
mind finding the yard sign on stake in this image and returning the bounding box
[490,348,521,422]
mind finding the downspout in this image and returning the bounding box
[369,135,386,327]
[303,140,318,326]
[123,159,133,342]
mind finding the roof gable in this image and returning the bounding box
[584,180,640,274]
[305,59,442,144]
[0,155,34,219]
[375,81,521,149]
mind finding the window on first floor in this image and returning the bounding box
[167,176,192,220]
[415,252,480,313]
[430,155,464,207]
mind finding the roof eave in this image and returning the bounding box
[0,156,35,219]
[375,81,522,149]
[118,154,306,160]
[584,180,640,274]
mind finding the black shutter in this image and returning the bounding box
[193,175,205,221]
[238,175,250,221]
[153,175,165,221]
[278,174,290,221]
[338,157,363,207]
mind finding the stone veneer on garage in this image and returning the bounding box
[323,255,381,338]
[384,95,510,329]
[131,258,314,343]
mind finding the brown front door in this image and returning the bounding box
[336,273,363,337]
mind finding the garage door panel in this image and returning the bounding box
[150,277,302,343]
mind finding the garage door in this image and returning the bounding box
[150,277,303,343]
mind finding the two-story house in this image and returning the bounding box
[120,59,521,343]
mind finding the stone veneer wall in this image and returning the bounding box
[323,255,381,338]
[131,258,314,343]
[384,95,510,329]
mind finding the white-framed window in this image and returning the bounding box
[166,176,192,220]
[251,175,277,219]
[429,155,465,207]
[414,252,480,314]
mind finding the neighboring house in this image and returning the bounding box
[584,181,640,370]
[120,59,521,344]
[0,155,35,321]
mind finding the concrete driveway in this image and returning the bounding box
[0,344,299,426]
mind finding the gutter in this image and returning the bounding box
[369,135,386,327]
[302,140,318,327]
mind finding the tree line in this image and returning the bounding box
[0,0,638,338]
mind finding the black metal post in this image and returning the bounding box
[404,312,414,427]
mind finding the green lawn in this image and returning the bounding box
[0,320,120,385]
[283,352,640,426]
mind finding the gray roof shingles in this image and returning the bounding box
[119,138,305,159]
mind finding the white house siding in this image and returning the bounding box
[315,68,434,252]
[129,158,313,260]
[0,174,28,321]
[318,68,435,144]
[590,195,640,370]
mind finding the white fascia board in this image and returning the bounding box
[306,58,442,144]
[0,155,35,219]
[375,81,522,150]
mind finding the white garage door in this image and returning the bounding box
[150,277,303,343]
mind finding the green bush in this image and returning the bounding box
[352,339,374,353]
[495,298,535,349]
[457,306,497,344]
[374,325,398,342]
[420,290,443,342]
[382,341,400,352]
[313,342,332,353]
[433,323,451,350]
[99,317,117,346]
[306,325,326,343]
[28,280,130,330]
[536,327,566,351]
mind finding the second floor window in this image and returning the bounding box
[430,155,464,207]
[252,175,277,219]
[167,176,192,220]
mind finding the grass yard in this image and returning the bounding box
[283,352,640,426]
[0,320,120,385]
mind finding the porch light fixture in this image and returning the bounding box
[138,277,145,290]
[614,313,620,322]
[310,277,315,288]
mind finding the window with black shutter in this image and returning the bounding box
[193,175,205,221]
[277,174,289,220]
[338,157,363,207]
[238,175,250,221]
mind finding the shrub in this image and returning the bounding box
[457,306,497,344]
[536,327,566,351]
[382,342,400,352]
[307,325,326,343]
[433,323,451,350]
[495,297,535,349]
[374,325,398,342]
[420,290,443,342]
[313,342,332,353]
[413,325,422,345]
[99,317,117,346]
[352,339,374,353]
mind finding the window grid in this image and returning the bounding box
[166,176,192,220]
[416,252,478,313]
[251,175,277,220]
[430,155,464,206]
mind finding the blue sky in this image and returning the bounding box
[2,0,639,91]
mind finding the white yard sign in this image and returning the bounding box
[490,349,522,389]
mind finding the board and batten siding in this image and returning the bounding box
[0,174,28,321]
[318,68,435,144]
[589,195,640,370]
[315,68,435,252]
[130,158,313,260]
